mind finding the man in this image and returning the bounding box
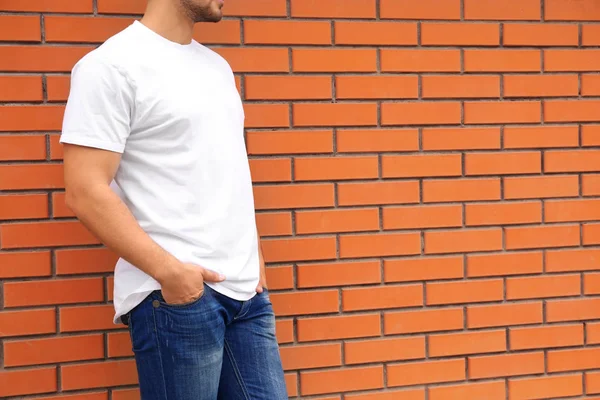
[60,0,288,398]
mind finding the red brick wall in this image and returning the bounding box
[2,0,600,398]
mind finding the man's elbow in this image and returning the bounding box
[64,185,88,217]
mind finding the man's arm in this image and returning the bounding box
[256,228,267,293]
[63,144,224,304]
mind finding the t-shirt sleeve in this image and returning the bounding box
[60,54,134,153]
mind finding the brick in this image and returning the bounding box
[587,371,600,394]
[338,181,420,206]
[0,15,41,41]
[0,193,48,220]
[271,290,339,316]
[424,178,501,202]
[0,105,65,131]
[337,129,419,152]
[468,302,543,329]
[504,75,579,97]
[582,125,600,147]
[589,322,600,344]
[469,352,544,379]
[256,212,292,236]
[293,103,377,127]
[293,49,377,72]
[547,150,600,172]
[37,393,108,400]
[584,223,600,245]
[4,278,104,307]
[548,348,600,372]
[280,343,341,370]
[425,228,503,254]
[546,100,600,123]
[0,221,99,249]
[464,0,540,20]
[383,154,461,178]
[340,232,421,258]
[297,314,380,342]
[62,360,138,390]
[342,284,423,311]
[286,373,298,397]
[422,127,501,151]
[276,320,294,344]
[504,125,579,148]
[545,0,600,21]
[385,256,463,283]
[262,237,336,262]
[347,390,425,400]
[509,374,583,400]
[253,184,334,210]
[245,76,331,100]
[336,76,418,100]
[383,205,462,230]
[388,359,465,387]
[96,0,144,13]
[112,389,140,400]
[291,0,376,18]
[464,101,541,124]
[0,76,43,101]
[4,334,103,367]
[247,130,333,155]
[385,308,464,335]
[244,104,289,128]
[60,305,121,332]
[546,298,600,322]
[464,50,541,72]
[505,224,580,250]
[335,21,417,45]
[192,20,241,44]
[382,102,461,125]
[0,368,57,397]
[0,0,92,12]
[222,0,288,17]
[429,330,506,357]
[422,75,500,98]
[45,16,133,43]
[298,261,381,288]
[381,49,461,72]
[0,251,51,279]
[546,199,600,222]
[107,332,133,358]
[546,248,600,272]
[380,0,461,20]
[422,23,499,46]
[584,25,600,47]
[0,46,93,72]
[296,208,379,234]
[294,156,378,180]
[0,309,56,337]
[56,248,118,275]
[585,272,600,294]
[106,276,114,301]
[466,201,541,226]
[300,366,383,396]
[245,20,330,45]
[504,175,579,199]
[215,48,288,72]
[264,265,294,290]
[249,158,291,182]
[430,381,505,400]
[465,151,541,175]
[467,251,543,277]
[582,75,600,96]
[504,23,578,46]
[49,134,65,158]
[510,324,584,350]
[427,279,504,306]
[545,50,600,72]
[51,192,74,217]
[583,173,600,194]
[345,337,425,365]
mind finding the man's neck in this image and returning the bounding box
[140,0,194,45]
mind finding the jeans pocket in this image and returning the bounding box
[155,285,207,309]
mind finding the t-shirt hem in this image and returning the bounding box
[60,134,125,154]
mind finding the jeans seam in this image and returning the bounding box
[152,307,170,400]
[224,339,251,400]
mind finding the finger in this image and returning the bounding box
[256,284,263,293]
[201,268,226,282]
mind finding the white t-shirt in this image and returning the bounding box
[60,21,259,323]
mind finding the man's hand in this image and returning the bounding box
[160,263,225,305]
[256,243,267,293]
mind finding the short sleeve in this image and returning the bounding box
[60,54,134,154]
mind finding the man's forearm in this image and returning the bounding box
[67,184,180,284]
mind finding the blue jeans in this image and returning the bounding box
[127,285,288,400]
